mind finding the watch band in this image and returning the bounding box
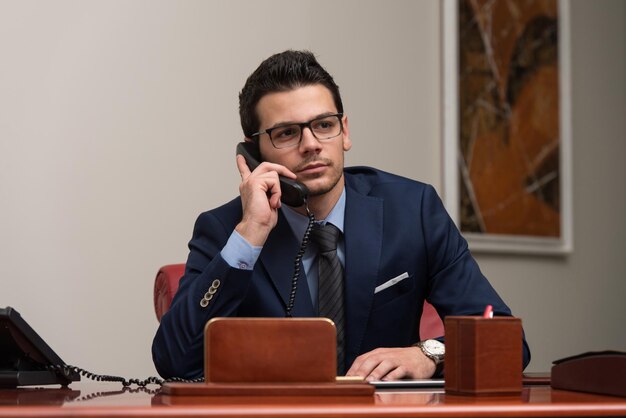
[415,339,445,376]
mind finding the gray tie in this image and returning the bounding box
[310,222,345,375]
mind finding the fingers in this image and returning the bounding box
[263,162,297,180]
[236,154,252,180]
[236,155,298,209]
[346,347,434,381]
[235,154,296,246]
[379,366,409,382]
[239,170,282,211]
[237,154,297,181]
[347,349,398,382]
[267,179,282,210]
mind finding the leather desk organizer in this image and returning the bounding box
[444,316,523,395]
[161,318,374,402]
[551,351,626,398]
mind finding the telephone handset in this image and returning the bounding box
[236,142,309,207]
[236,141,314,317]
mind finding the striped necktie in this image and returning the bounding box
[310,222,345,375]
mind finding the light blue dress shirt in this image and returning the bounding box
[221,189,346,311]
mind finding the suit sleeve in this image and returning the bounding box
[151,211,254,379]
[420,185,531,369]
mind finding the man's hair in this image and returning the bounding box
[239,50,343,138]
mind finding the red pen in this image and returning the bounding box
[483,305,493,318]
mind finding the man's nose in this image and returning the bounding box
[298,126,322,153]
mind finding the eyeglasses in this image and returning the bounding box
[251,113,344,149]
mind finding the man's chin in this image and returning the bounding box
[300,181,328,197]
[301,174,343,197]
[307,186,333,197]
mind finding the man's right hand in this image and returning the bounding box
[346,346,437,381]
[235,154,297,246]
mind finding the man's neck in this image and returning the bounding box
[292,177,345,221]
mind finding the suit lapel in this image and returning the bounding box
[344,185,383,358]
[259,210,315,317]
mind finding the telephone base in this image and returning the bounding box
[0,370,78,388]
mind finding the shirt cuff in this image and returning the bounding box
[220,230,262,270]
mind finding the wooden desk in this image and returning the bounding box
[2,381,626,417]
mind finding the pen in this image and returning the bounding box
[483,305,493,318]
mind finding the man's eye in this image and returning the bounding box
[274,126,298,139]
[312,119,336,131]
[274,128,294,138]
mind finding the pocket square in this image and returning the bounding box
[374,272,410,294]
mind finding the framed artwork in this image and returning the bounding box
[442,0,573,254]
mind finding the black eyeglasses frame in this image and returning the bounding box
[250,113,344,149]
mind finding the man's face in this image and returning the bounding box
[255,84,351,197]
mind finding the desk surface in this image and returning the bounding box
[2,380,626,417]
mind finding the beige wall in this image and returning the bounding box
[0,0,624,378]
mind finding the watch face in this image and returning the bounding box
[423,339,445,356]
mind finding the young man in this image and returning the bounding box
[152,50,530,380]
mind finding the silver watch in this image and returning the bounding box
[415,339,445,365]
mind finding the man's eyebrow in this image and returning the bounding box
[267,112,338,130]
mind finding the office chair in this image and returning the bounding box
[154,264,445,339]
[154,264,186,324]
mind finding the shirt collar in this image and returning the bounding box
[282,188,346,240]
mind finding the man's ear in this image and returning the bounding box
[342,115,352,151]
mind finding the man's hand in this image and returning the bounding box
[346,346,436,382]
[235,154,297,246]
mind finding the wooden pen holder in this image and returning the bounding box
[444,316,523,395]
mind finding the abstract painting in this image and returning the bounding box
[443,0,572,254]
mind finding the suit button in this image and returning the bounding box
[200,298,209,308]
[212,279,221,288]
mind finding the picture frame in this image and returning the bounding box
[442,0,573,255]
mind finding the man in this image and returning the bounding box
[152,50,530,380]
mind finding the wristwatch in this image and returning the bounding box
[415,339,445,374]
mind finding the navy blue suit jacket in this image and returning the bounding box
[152,167,530,378]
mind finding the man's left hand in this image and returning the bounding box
[345,346,436,381]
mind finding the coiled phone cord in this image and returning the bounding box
[47,364,204,387]
[285,200,316,318]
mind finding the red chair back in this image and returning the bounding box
[154,264,185,322]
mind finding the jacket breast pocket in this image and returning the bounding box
[371,272,415,310]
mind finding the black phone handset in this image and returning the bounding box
[236,142,309,207]
[236,141,315,317]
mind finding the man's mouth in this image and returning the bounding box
[297,162,328,175]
